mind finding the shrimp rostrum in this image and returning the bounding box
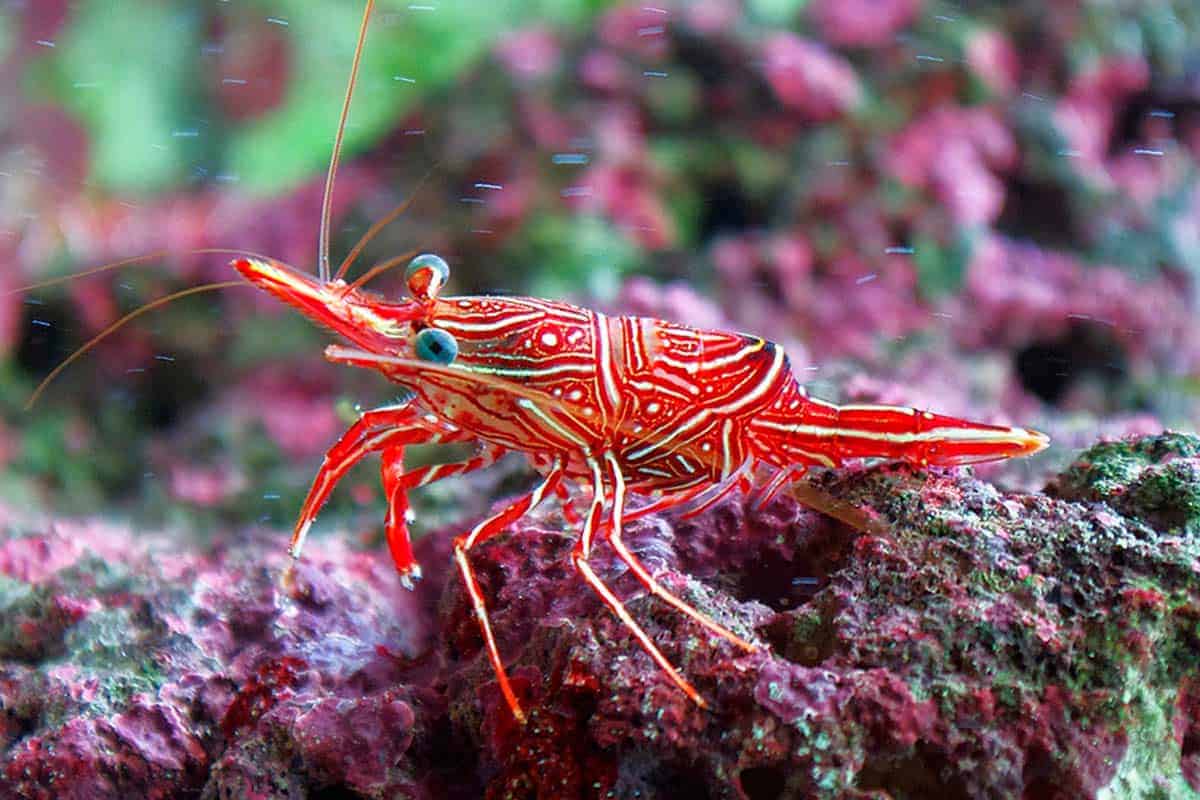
[234,252,1048,723]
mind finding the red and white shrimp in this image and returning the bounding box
[233,247,1047,722]
[31,0,1048,724]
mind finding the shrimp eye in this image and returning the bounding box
[414,327,458,365]
[405,254,450,301]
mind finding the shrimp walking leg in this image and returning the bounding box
[623,461,752,522]
[553,483,583,525]
[381,442,506,585]
[624,481,711,522]
[290,402,471,562]
[678,460,755,521]
[572,453,708,710]
[752,466,807,510]
[601,459,757,653]
[453,461,565,724]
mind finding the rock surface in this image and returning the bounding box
[2,432,1198,798]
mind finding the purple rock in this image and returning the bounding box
[2,436,1197,798]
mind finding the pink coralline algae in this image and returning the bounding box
[681,0,741,36]
[711,231,925,361]
[166,463,247,508]
[1178,676,1200,791]
[761,33,862,120]
[494,28,562,83]
[0,513,435,799]
[596,4,674,61]
[3,432,1198,797]
[885,106,1018,227]
[1054,57,1151,186]
[0,270,23,358]
[965,28,1020,97]
[568,106,678,250]
[234,367,344,460]
[441,433,1200,797]
[615,275,730,333]
[808,0,922,49]
[578,162,678,250]
[578,47,633,94]
[959,234,1200,375]
[11,161,378,295]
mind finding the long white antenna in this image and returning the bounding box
[318,0,376,283]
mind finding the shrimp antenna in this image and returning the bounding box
[343,249,420,294]
[25,280,245,410]
[334,164,440,283]
[10,248,280,295]
[318,0,376,283]
[18,248,287,409]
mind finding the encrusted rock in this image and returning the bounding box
[2,433,1198,798]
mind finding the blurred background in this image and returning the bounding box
[1,0,1198,535]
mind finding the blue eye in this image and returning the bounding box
[405,254,450,300]
[414,327,458,365]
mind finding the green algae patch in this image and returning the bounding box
[768,433,1200,796]
[1097,673,1200,800]
[1048,432,1200,536]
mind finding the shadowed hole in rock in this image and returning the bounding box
[134,351,212,430]
[1024,779,1058,800]
[3,708,39,747]
[309,786,360,800]
[749,265,786,308]
[761,610,838,667]
[857,746,970,800]
[697,177,767,242]
[732,556,822,613]
[16,299,71,382]
[739,765,787,800]
[16,291,213,432]
[1110,89,1198,158]
[645,762,713,800]
[559,666,601,719]
[995,177,1077,249]
[421,713,484,796]
[728,517,855,614]
[673,28,734,86]
[1015,323,1128,407]
[1182,732,1200,785]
